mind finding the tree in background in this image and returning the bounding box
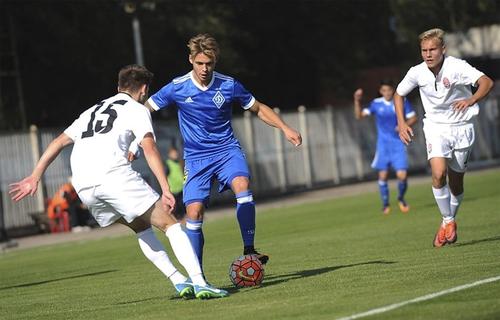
[0,0,498,130]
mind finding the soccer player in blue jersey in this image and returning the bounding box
[353,80,417,214]
[144,34,302,267]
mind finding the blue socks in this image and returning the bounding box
[236,191,256,247]
[184,190,256,265]
[185,219,204,266]
[398,179,408,202]
[378,180,389,208]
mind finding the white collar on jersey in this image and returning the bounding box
[190,71,215,91]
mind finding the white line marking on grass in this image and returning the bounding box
[337,275,500,320]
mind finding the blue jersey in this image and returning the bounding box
[148,71,255,160]
[363,97,415,147]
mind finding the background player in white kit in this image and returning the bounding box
[9,64,227,299]
[394,28,494,247]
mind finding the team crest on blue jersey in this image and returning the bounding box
[212,90,225,108]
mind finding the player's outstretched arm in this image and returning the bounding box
[140,133,176,213]
[394,93,413,145]
[9,133,74,202]
[353,88,365,119]
[249,100,302,147]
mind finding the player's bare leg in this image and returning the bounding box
[396,170,410,213]
[377,170,391,214]
[231,176,268,264]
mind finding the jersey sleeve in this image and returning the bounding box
[403,99,416,119]
[63,109,91,141]
[131,105,156,144]
[363,101,376,116]
[396,66,419,97]
[457,60,484,87]
[233,80,255,110]
[147,82,175,111]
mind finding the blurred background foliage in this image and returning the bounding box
[0,0,498,130]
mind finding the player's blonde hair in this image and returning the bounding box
[187,34,220,62]
[419,28,445,46]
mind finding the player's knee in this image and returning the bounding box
[186,202,204,221]
[396,171,407,180]
[432,172,447,188]
[231,176,250,192]
[150,204,177,231]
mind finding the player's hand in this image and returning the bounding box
[398,123,414,145]
[127,151,137,162]
[285,127,302,147]
[353,88,363,102]
[9,176,39,202]
[161,192,176,214]
[452,98,474,112]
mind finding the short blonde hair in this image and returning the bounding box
[419,28,445,46]
[187,34,220,61]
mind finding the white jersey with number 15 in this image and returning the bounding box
[64,92,154,192]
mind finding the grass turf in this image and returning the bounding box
[1,169,499,320]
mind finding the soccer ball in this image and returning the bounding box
[229,254,265,287]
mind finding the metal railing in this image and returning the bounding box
[1,95,499,231]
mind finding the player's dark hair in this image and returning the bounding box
[379,79,395,88]
[118,64,154,92]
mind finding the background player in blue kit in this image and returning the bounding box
[145,34,302,267]
[353,80,417,214]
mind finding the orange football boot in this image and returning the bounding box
[445,221,457,244]
[398,200,410,213]
[433,223,447,247]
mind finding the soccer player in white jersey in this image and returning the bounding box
[354,80,417,215]
[9,65,228,299]
[144,34,302,268]
[394,28,494,247]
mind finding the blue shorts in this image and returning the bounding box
[371,142,408,171]
[183,148,250,206]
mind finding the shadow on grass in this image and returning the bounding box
[0,269,118,291]
[113,260,398,303]
[225,260,397,293]
[453,235,500,247]
[116,296,167,304]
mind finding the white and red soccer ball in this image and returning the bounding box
[229,254,265,287]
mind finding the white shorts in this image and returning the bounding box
[77,168,159,227]
[423,119,475,173]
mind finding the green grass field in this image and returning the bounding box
[1,169,500,320]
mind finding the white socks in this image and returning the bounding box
[165,223,207,286]
[137,228,186,285]
[432,185,464,224]
[432,185,454,224]
[450,192,464,217]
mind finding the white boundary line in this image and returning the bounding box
[336,275,500,320]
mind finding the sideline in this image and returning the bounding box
[3,165,499,252]
[336,275,500,320]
